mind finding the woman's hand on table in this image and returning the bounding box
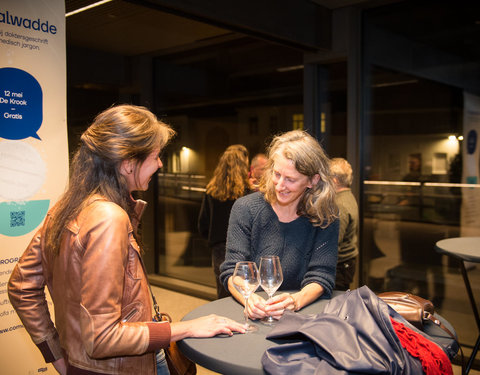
[171,314,246,341]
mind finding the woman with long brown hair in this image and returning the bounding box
[9,104,245,375]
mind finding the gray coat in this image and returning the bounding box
[262,286,457,374]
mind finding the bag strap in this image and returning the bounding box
[425,312,465,373]
[137,251,166,322]
[424,312,456,340]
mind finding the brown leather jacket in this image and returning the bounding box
[8,196,171,375]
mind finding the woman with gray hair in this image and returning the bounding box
[220,130,339,321]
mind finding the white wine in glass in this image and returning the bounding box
[259,255,283,325]
[232,261,260,332]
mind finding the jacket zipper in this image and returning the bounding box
[122,308,138,323]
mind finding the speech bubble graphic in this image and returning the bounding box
[467,129,477,155]
[0,67,43,140]
[0,140,46,201]
[0,200,50,237]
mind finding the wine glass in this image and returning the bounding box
[259,255,283,325]
[232,261,260,332]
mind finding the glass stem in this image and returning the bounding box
[244,296,249,326]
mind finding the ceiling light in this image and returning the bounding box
[372,79,418,88]
[276,65,304,72]
[66,0,114,17]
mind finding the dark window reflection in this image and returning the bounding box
[153,37,304,288]
[363,67,479,351]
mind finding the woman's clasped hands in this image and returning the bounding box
[245,292,297,320]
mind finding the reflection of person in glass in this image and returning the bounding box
[392,153,445,307]
[220,130,339,320]
[8,105,245,375]
[330,158,359,291]
[404,153,422,181]
[398,153,423,206]
[198,144,251,299]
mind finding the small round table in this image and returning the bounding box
[178,292,340,375]
[178,290,456,374]
[435,236,480,374]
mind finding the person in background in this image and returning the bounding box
[248,153,268,191]
[398,153,423,206]
[198,144,251,298]
[403,153,422,182]
[220,130,339,321]
[330,157,359,291]
[8,104,245,375]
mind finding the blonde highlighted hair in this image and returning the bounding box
[260,130,337,227]
[206,144,250,201]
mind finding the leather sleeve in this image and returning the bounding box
[78,202,170,358]
[8,226,64,363]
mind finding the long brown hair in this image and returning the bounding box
[45,104,175,256]
[260,130,337,227]
[206,144,250,201]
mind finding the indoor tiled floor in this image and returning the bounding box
[152,286,218,375]
[152,285,479,375]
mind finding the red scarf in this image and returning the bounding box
[390,317,452,375]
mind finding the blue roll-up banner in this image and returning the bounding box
[0,1,68,373]
[461,92,480,236]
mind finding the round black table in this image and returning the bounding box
[177,291,457,375]
[435,237,480,374]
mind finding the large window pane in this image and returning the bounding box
[153,37,304,288]
[362,2,480,357]
[363,68,479,350]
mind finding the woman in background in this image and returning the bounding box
[198,144,251,298]
[8,104,245,375]
[220,130,339,321]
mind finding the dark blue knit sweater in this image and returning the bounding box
[219,192,339,297]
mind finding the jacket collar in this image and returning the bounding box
[86,194,147,232]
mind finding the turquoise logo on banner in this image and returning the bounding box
[466,176,478,184]
[0,200,50,237]
[0,67,43,140]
